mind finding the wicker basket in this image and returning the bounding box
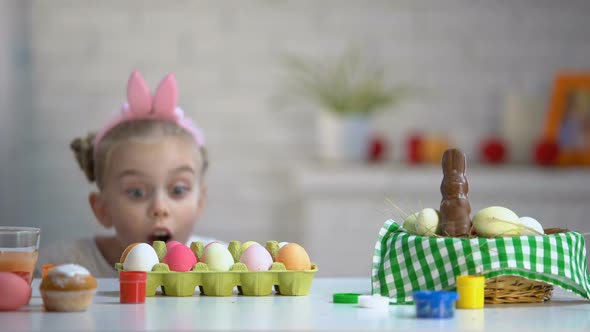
[483,228,568,304]
[485,276,553,304]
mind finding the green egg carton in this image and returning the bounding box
[115,240,318,297]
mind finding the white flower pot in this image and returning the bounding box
[316,111,371,162]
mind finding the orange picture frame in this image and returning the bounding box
[544,73,590,166]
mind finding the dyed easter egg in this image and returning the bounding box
[201,242,234,271]
[239,244,273,271]
[276,243,311,270]
[473,206,520,238]
[120,243,139,263]
[123,243,160,271]
[163,244,197,272]
[166,241,183,251]
[0,272,31,311]
[240,241,259,253]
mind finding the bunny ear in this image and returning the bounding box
[152,73,178,115]
[453,149,467,173]
[127,70,152,113]
[442,148,466,174]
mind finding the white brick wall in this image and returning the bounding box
[2,1,590,274]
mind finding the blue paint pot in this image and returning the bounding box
[413,291,459,319]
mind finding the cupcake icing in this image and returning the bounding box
[49,264,90,277]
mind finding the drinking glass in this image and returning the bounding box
[0,226,41,284]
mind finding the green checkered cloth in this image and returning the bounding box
[372,219,590,304]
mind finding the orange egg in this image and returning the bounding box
[120,243,140,263]
[275,243,311,270]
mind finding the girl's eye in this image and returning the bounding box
[126,188,146,199]
[171,185,190,197]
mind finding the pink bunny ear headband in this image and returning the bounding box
[93,70,204,158]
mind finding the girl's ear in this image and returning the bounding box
[89,192,113,228]
[196,184,208,219]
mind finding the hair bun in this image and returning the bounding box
[70,133,96,182]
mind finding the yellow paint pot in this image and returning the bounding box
[456,275,485,309]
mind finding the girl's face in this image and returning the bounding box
[92,136,205,247]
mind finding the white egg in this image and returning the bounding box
[123,243,160,271]
[278,242,289,249]
[415,208,439,236]
[518,216,544,235]
[201,242,235,271]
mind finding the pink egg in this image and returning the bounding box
[166,241,183,251]
[239,244,273,271]
[0,272,31,311]
[162,244,197,272]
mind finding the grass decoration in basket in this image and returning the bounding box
[372,148,590,304]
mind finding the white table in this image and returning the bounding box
[3,278,590,331]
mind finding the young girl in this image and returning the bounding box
[37,70,218,277]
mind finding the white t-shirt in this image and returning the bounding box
[36,235,222,278]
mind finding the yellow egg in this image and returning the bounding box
[402,213,418,234]
[415,208,439,236]
[275,243,311,271]
[473,206,520,237]
[201,243,235,271]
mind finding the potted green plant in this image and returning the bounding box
[275,49,414,162]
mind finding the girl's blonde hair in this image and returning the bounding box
[70,120,208,189]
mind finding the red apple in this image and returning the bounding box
[480,137,507,164]
[368,135,387,162]
[406,134,423,164]
[534,139,559,166]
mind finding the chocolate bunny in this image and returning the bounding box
[438,148,472,237]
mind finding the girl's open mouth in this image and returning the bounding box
[148,229,172,243]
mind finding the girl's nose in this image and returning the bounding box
[152,207,169,218]
[150,194,170,218]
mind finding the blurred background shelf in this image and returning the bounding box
[291,163,590,276]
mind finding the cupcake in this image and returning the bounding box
[40,264,97,312]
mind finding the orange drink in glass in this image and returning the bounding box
[0,227,41,284]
